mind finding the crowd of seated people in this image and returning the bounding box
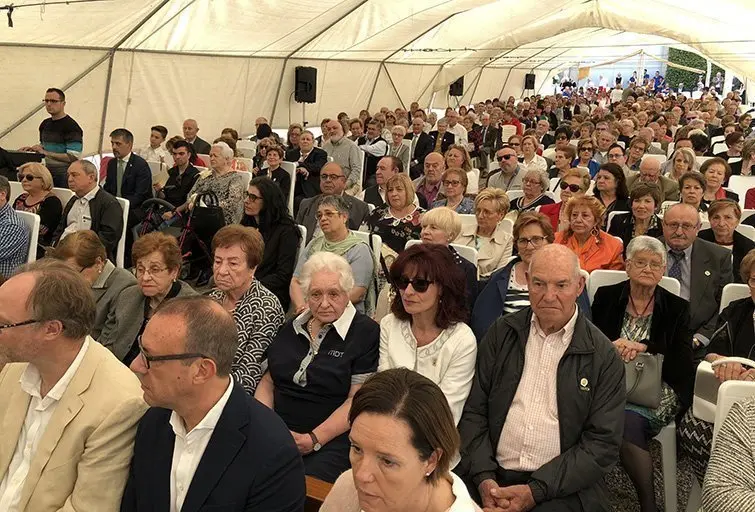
[2,82,755,511]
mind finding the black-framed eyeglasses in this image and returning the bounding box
[245,192,261,201]
[516,236,547,247]
[0,319,39,332]
[559,182,581,192]
[137,337,207,369]
[395,277,433,293]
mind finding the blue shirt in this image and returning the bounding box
[0,203,30,277]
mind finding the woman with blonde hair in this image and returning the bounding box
[520,134,548,175]
[12,162,62,255]
[555,195,624,273]
[667,147,697,181]
[444,144,479,194]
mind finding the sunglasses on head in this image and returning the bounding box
[395,276,433,293]
[497,154,515,161]
[17,174,36,182]
[559,182,581,192]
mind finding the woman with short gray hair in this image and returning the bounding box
[256,251,380,483]
[510,168,555,214]
[591,235,695,512]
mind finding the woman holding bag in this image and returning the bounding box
[590,236,695,512]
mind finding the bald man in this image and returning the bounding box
[182,119,211,155]
[627,157,679,201]
[322,120,363,194]
[459,244,624,511]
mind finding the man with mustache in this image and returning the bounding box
[662,204,732,356]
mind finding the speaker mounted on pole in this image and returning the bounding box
[295,66,317,103]
[449,77,464,97]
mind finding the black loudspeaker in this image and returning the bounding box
[524,73,536,89]
[449,77,464,97]
[295,66,317,103]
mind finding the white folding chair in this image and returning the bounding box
[712,142,728,155]
[235,157,253,171]
[650,141,662,149]
[458,213,477,230]
[9,181,23,202]
[146,160,166,175]
[605,211,629,233]
[587,269,680,304]
[500,218,514,235]
[506,190,524,202]
[296,225,307,266]
[719,283,750,313]
[500,125,517,141]
[352,230,382,279]
[736,224,755,243]
[116,198,130,268]
[549,177,560,192]
[237,171,252,193]
[667,142,675,158]
[700,220,710,231]
[542,147,556,160]
[16,211,40,263]
[710,134,726,146]
[741,209,755,222]
[236,140,256,158]
[51,187,74,207]
[713,381,755,443]
[467,169,480,195]
[696,156,712,166]
[617,140,625,149]
[727,175,755,208]
[405,240,478,266]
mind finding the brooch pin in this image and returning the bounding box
[579,377,590,392]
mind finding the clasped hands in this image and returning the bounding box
[290,430,314,455]
[613,338,647,362]
[479,480,535,512]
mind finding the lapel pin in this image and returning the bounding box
[579,377,590,391]
[705,270,711,276]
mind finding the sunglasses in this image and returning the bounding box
[17,174,37,182]
[559,182,581,192]
[580,147,594,152]
[395,277,433,293]
[497,154,515,161]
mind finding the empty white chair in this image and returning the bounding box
[116,197,130,268]
[9,181,23,202]
[720,283,750,313]
[16,211,40,263]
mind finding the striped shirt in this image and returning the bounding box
[502,269,530,315]
[0,203,30,278]
[39,115,83,172]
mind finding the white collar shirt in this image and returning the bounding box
[62,185,100,240]
[0,338,90,512]
[169,377,234,512]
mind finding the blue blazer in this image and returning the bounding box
[471,257,592,341]
[105,153,152,210]
[120,383,306,512]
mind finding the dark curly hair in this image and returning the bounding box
[241,176,300,245]
[389,244,467,329]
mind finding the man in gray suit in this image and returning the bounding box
[662,204,733,357]
[296,162,370,243]
[627,158,680,201]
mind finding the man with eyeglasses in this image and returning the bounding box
[0,260,146,511]
[19,88,83,188]
[661,204,732,355]
[121,296,305,512]
[296,162,369,243]
[413,152,446,207]
[0,176,30,278]
[606,143,633,178]
[627,157,680,201]
[487,146,523,191]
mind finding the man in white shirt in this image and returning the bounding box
[0,260,146,512]
[121,296,305,512]
[136,125,170,164]
[322,120,363,194]
[358,120,389,189]
[446,110,468,146]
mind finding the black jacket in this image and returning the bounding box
[161,164,199,207]
[104,153,153,210]
[458,308,625,509]
[120,383,306,512]
[52,188,123,262]
[698,228,755,283]
[403,131,433,172]
[591,280,695,408]
[607,212,664,255]
[428,131,455,154]
[707,297,755,360]
[190,136,212,156]
[285,146,328,198]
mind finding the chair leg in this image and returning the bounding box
[656,422,678,512]
[686,478,702,512]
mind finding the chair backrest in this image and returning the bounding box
[235,157,253,171]
[736,223,755,243]
[542,148,556,160]
[51,187,75,206]
[501,125,517,141]
[642,154,667,165]
[713,381,755,444]
[605,210,629,233]
[15,211,40,263]
[506,190,524,202]
[9,181,23,202]
[116,197,130,268]
[696,156,712,166]
[296,225,307,266]
[549,177,560,192]
[404,240,478,266]
[458,213,477,230]
[467,168,480,195]
[666,142,675,157]
[587,269,681,304]
[710,134,726,145]
[727,175,755,208]
[617,140,625,149]
[237,171,253,194]
[742,209,755,222]
[146,160,166,175]
[351,230,382,273]
[712,142,728,155]
[197,154,211,165]
[650,141,662,149]
[236,140,256,158]
[544,191,557,201]
[500,217,514,235]
[720,283,751,313]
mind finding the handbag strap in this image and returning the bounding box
[626,359,645,397]
[195,191,220,207]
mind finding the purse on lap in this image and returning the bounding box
[625,353,664,409]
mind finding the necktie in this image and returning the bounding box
[411,135,418,159]
[116,159,126,197]
[667,250,685,282]
[482,126,488,142]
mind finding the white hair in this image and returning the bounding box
[299,251,355,297]
[211,141,234,159]
[626,235,667,266]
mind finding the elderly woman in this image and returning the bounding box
[379,244,476,426]
[388,125,410,172]
[540,168,590,232]
[679,249,755,485]
[165,141,245,226]
[252,136,272,172]
[12,162,62,255]
[701,157,739,206]
[555,195,624,273]
[698,199,755,282]
[591,236,695,512]
[626,138,648,172]
[241,176,301,310]
[432,168,474,213]
[445,144,479,195]
[258,144,292,201]
[731,138,755,177]
[48,230,136,340]
[420,207,479,312]
[716,131,745,160]
[256,252,380,483]
[608,182,664,252]
[100,232,197,364]
[292,195,374,315]
[520,134,548,175]
[454,188,514,279]
[679,171,708,216]
[286,123,303,151]
[548,145,577,180]
[321,369,482,512]
[365,173,425,257]
[594,162,631,215]
[574,138,600,177]
[666,147,697,181]
[511,169,554,214]
[471,212,589,340]
[213,136,250,172]
[207,225,284,395]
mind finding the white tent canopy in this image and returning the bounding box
[1,0,753,155]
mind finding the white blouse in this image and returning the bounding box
[378,314,477,426]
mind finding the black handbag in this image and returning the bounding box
[190,191,225,241]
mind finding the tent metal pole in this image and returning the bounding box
[0,52,111,140]
[417,67,444,107]
[498,46,554,99]
[270,0,369,126]
[97,51,117,155]
[467,67,485,103]
[366,64,384,111]
[383,66,406,110]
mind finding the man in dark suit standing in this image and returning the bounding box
[182,118,212,155]
[478,113,501,167]
[285,130,328,199]
[121,296,306,512]
[662,204,733,357]
[404,116,433,179]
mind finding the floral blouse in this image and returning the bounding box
[365,205,425,255]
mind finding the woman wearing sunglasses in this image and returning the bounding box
[12,162,62,257]
[431,168,474,214]
[539,168,591,232]
[607,182,664,255]
[240,177,301,310]
[380,243,476,426]
[573,139,600,178]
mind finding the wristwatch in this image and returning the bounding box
[308,431,322,452]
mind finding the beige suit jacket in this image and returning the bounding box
[0,339,147,512]
[454,223,514,278]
